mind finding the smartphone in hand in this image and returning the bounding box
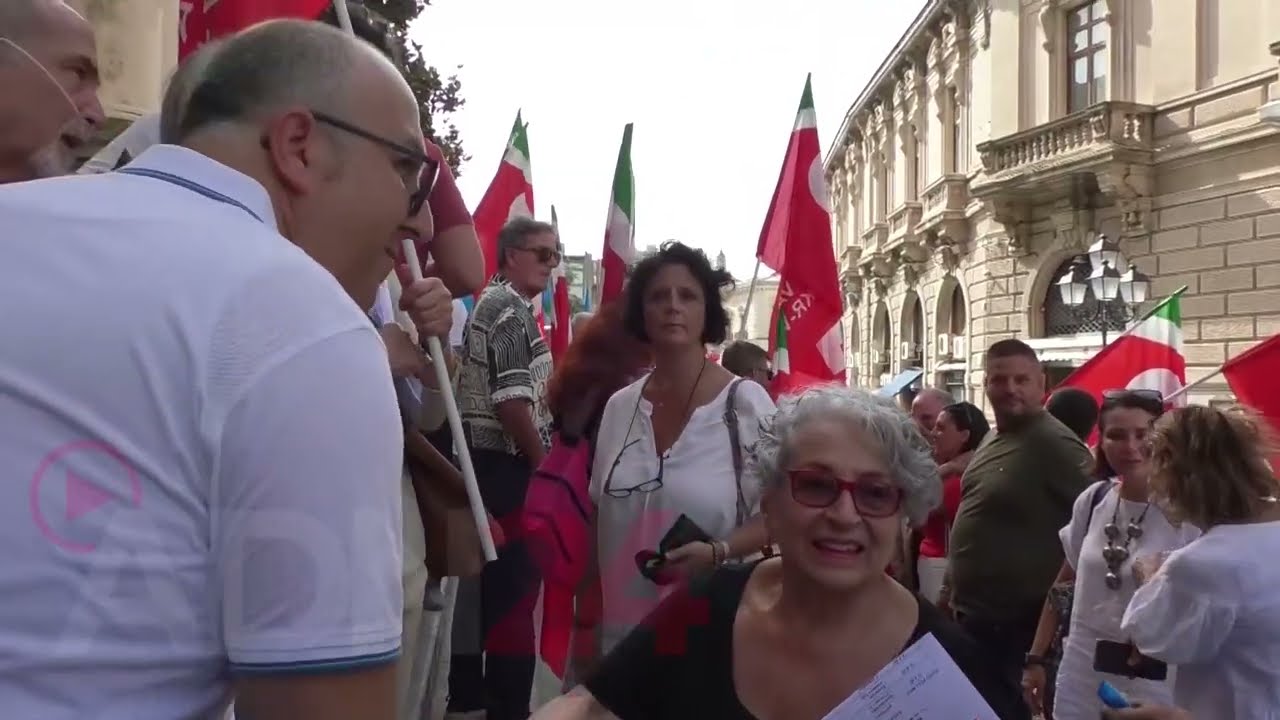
[1094,640,1168,681]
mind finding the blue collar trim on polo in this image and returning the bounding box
[117,144,278,230]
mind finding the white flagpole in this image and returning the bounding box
[737,258,762,340]
[1164,366,1224,404]
[400,240,498,563]
[331,0,353,32]
[331,0,495,563]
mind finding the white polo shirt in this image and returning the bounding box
[0,145,404,719]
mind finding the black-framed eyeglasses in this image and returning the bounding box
[513,246,562,266]
[787,469,903,517]
[312,111,439,217]
[603,439,666,498]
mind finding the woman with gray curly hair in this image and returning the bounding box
[533,386,1022,719]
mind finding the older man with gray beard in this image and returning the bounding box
[0,0,103,182]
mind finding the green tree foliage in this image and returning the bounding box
[361,0,469,175]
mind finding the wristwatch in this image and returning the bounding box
[1023,653,1046,668]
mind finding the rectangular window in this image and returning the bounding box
[947,89,961,174]
[1066,0,1108,113]
[910,128,922,200]
[876,165,888,221]
[942,370,966,402]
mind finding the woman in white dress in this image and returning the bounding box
[1021,390,1199,719]
[578,242,775,662]
[1122,405,1280,720]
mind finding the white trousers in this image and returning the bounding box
[917,556,949,605]
[399,470,431,720]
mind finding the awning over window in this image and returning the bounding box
[875,368,924,399]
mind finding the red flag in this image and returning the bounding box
[179,0,331,59]
[474,114,535,292]
[759,75,845,396]
[1222,333,1280,465]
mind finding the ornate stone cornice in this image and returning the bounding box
[986,199,1033,257]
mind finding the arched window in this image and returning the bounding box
[1043,258,1128,336]
[902,296,925,367]
[873,303,891,376]
[949,283,966,336]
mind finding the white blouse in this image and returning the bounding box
[588,374,775,653]
[1053,480,1199,719]
[1122,520,1280,720]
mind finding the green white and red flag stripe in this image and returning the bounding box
[758,75,845,397]
[1055,292,1187,443]
[474,112,536,289]
[546,206,571,360]
[598,124,635,305]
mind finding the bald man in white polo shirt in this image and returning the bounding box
[0,21,453,720]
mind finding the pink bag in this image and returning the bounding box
[523,431,594,586]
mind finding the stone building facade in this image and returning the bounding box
[825,0,1280,409]
[722,276,781,350]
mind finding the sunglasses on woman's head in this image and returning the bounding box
[787,469,902,517]
[1102,388,1164,402]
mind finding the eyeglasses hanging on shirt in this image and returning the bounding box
[602,360,708,498]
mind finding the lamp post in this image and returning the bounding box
[1054,234,1151,345]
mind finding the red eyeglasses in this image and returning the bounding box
[787,469,903,518]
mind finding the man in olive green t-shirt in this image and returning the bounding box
[940,339,1093,711]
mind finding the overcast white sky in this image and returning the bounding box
[411,0,925,282]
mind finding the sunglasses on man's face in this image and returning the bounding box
[787,469,902,517]
[514,246,562,266]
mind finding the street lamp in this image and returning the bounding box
[1088,260,1123,302]
[1087,234,1124,274]
[1054,234,1146,345]
[1055,257,1090,307]
[1118,264,1151,306]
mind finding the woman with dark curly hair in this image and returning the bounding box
[576,242,776,662]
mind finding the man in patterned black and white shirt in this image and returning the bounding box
[450,216,557,720]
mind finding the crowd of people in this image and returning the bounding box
[2,3,1280,719]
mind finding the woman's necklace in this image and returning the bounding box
[1102,489,1152,590]
[648,358,707,453]
[650,357,708,411]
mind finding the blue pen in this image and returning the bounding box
[1098,681,1132,710]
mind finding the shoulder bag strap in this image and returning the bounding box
[723,378,748,526]
[1084,479,1113,531]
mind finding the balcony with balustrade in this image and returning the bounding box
[969,101,1157,204]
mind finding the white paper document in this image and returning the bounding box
[820,633,999,720]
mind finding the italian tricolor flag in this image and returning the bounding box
[773,311,791,376]
[474,112,535,288]
[1055,292,1187,437]
[598,123,635,306]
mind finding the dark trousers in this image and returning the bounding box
[956,609,1038,720]
[447,449,541,720]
